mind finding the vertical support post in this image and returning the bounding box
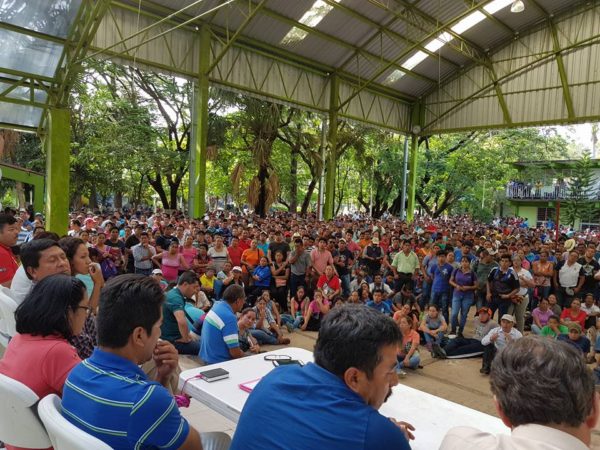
[317,118,327,221]
[555,201,560,241]
[189,25,211,218]
[400,135,409,219]
[406,134,418,223]
[324,74,338,220]
[45,107,70,235]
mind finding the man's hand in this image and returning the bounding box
[486,292,492,302]
[491,333,499,342]
[153,340,179,385]
[389,418,415,441]
[403,356,410,366]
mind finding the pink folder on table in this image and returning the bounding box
[239,378,262,393]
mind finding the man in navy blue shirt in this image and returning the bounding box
[429,250,454,323]
[231,305,414,450]
[367,288,392,315]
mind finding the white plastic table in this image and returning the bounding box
[179,347,508,449]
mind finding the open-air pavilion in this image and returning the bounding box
[0,0,599,233]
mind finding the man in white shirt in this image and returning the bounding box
[441,336,598,450]
[480,314,522,374]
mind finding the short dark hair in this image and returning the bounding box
[436,250,446,257]
[222,284,245,304]
[314,305,400,379]
[177,270,199,286]
[58,236,85,261]
[97,274,164,348]
[373,288,384,296]
[491,337,595,428]
[15,274,86,339]
[0,213,17,231]
[20,239,62,280]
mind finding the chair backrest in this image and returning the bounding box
[0,292,18,347]
[0,373,51,448]
[38,394,113,450]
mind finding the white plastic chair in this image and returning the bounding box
[38,394,113,450]
[0,373,51,448]
[0,291,17,347]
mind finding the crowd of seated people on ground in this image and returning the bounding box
[1,206,600,449]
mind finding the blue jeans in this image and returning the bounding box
[451,294,473,333]
[397,354,420,370]
[431,291,449,323]
[249,329,279,345]
[280,314,303,329]
[421,280,431,309]
[173,339,200,355]
[424,330,444,346]
[135,267,153,276]
[289,273,306,299]
[340,273,351,297]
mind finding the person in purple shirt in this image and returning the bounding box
[449,257,478,338]
[428,250,454,323]
[531,297,554,334]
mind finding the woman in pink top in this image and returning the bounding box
[152,241,188,283]
[0,274,89,450]
[180,235,198,270]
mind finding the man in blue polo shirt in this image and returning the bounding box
[62,274,230,450]
[231,305,414,450]
[200,284,246,364]
[366,288,392,315]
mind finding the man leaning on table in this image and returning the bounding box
[200,284,246,364]
[230,305,414,450]
[441,336,598,450]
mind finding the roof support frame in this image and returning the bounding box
[0,21,67,45]
[549,19,575,119]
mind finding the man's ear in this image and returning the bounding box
[343,367,366,395]
[25,266,37,281]
[131,326,147,348]
[493,395,513,429]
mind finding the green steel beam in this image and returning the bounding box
[206,0,267,73]
[258,5,437,85]
[423,30,600,130]
[462,0,517,36]
[485,57,512,124]
[549,20,575,119]
[324,74,338,221]
[0,163,45,214]
[0,67,54,84]
[0,21,67,45]
[336,0,496,111]
[0,122,38,133]
[407,134,418,223]
[189,25,211,218]
[45,108,70,235]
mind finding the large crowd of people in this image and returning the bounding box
[0,206,599,449]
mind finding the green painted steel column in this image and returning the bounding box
[406,134,418,223]
[45,108,70,235]
[189,25,211,218]
[324,74,338,220]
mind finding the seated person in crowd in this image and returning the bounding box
[200,284,246,364]
[231,305,414,450]
[393,303,420,332]
[367,288,393,315]
[199,266,217,299]
[548,293,562,316]
[369,273,393,299]
[62,274,230,450]
[237,307,261,354]
[560,297,587,330]
[0,275,87,450]
[443,307,499,359]
[539,315,568,339]
[558,322,591,356]
[419,304,447,359]
[441,336,598,450]
[581,293,600,362]
[301,290,330,332]
[480,314,523,375]
[160,271,201,355]
[251,295,290,345]
[531,297,554,335]
[317,265,342,304]
[396,316,420,377]
[151,268,169,290]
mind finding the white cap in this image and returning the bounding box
[500,314,515,323]
[152,269,163,275]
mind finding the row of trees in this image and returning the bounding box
[0,61,582,219]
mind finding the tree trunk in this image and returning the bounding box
[257,164,269,217]
[289,147,298,213]
[148,174,169,209]
[114,192,123,209]
[15,181,26,209]
[300,178,317,216]
[89,185,98,210]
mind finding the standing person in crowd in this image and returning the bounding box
[391,240,420,292]
[510,256,535,333]
[578,245,599,298]
[449,256,478,338]
[480,314,522,375]
[288,238,311,299]
[267,230,290,262]
[152,241,188,283]
[429,250,454,323]
[553,250,584,308]
[155,223,178,252]
[532,250,553,308]
[207,235,231,274]
[180,234,199,271]
[0,213,20,287]
[486,254,520,322]
[231,305,414,450]
[472,249,498,312]
[124,223,142,273]
[62,274,231,450]
[270,250,290,313]
[105,226,126,274]
[94,232,119,280]
[363,237,384,276]
[310,237,333,291]
[441,336,598,450]
[132,231,156,275]
[160,271,201,355]
[333,238,354,298]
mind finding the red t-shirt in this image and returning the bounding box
[228,246,244,266]
[560,308,587,329]
[0,243,18,285]
[317,274,341,294]
[0,334,80,450]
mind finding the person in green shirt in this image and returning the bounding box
[160,270,201,355]
[540,315,568,339]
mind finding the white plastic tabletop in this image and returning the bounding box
[179,347,508,449]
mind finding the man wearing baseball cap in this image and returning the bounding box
[443,307,499,358]
[558,322,591,356]
[480,313,522,374]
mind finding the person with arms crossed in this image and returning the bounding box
[61,274,230,450]
[0,213,19,287]
[441,336,598,450]
[230,305,415,450]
